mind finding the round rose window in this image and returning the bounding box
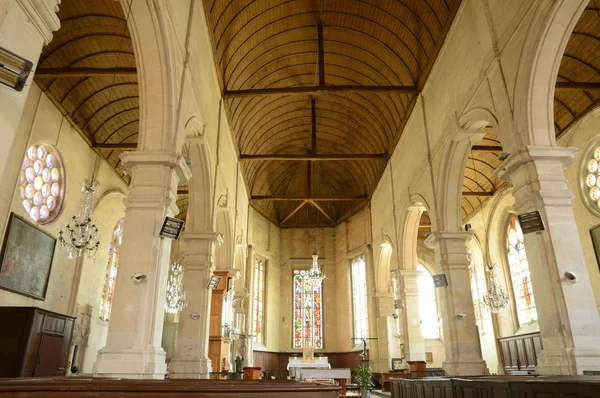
[19,144,64,223]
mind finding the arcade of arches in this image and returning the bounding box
[1,0,600,383]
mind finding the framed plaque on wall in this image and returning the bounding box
[0,213,56,299]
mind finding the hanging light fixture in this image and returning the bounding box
[307,229,326,288]
[58,178,100,260]
[481,263,510,313]
[470,155,510,313]
[165,262,187,314]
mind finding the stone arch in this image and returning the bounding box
[121,0,179,152]
[184,116,214,233]
[400,205,426,272]
[215,208,234,270]
[375,236,394,292]
[513,0,588,148]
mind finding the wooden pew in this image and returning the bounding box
[0,378,341,398]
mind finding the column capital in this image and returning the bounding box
[495,145,576,182]
[121,151,191,184]
[16,0,61,44]
[424,231,473,248]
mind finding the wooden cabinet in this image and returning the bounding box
[0,307,75,377]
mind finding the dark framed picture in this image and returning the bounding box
[391,358,403,370]
[590,224,600,272]
[0,213,56,299]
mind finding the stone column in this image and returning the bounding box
[425,232,486,376]
[243,245,255,366]
[169,232,222,379]
[93,152,187,379]
[401,270,426,362]
[373,293,397,372]
[496,146,600,375]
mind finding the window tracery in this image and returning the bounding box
[417,263,440,339]
[507,216,537,326]
[19,143,64,223]
[351,257,369,339]
[99,219,123,321]
[293,269,323,348]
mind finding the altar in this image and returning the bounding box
[287,357,331,378]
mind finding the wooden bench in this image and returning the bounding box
[0,378,340,398]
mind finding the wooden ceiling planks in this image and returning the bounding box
[204,0,463,227]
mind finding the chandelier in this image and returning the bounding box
[58,178,100,260]
[481,263,510,313]
[308,254,326,289]
[165,263,187,314]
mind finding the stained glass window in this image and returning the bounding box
[252,259,265,343]
[507,216,537,326]
[19,144,64,223]
[292,269,323,348]
[467,250,483,332]
[417,264,440,339]
[351,257,369,339]
[99,219,124,321]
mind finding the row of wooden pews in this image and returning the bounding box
[0,378,341,398]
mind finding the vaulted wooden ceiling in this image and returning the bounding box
[204,0,463,227]
[31,0,600,227]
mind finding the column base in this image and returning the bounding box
[442,359,487,376]
[93,347,167,379]
[168,356,212,379]
[537,348,600,375]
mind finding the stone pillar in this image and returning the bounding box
[169,232,222,379]
[93,152,187,379]
[401,270,426,362]
[0,0,60,182]
[373,293,397,372]
[425,232,486,376]
[496,146,600,375]
[243,245,255,366]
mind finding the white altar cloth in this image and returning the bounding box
[287,357,331,378]
[296,368,351,380]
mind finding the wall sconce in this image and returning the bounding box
[159,217,185,240]
[208,275,222,289]
[189,312,200,320]
[132,273,147,284]
[0,46,33,92]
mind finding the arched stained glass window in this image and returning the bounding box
[467,250,483,332]
[351,257,369,339]
[417,264,440,339]
[507,216,537,326]
[292,269,323,348]
[252,259,265,343]
[99,219,123,321]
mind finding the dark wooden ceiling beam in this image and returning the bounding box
[240,154,388,161]
[463,191,494,197]
[471,145,503,152]
[35,67,137,78]
[92,143,137,149]
[318,23,325,88]
[555,82,600,91]
[223,85,420,98]
[308,200,335,225]
[251,195,367,201]
[280,200,309,224]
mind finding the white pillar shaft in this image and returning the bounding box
[496,146,600,375]
[374,293,396,372]
[169,232,220,379]
[425,232,486,376]
[402,271,425,362]
[93,152,183,379]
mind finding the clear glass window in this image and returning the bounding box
[417,264,440,339]
[252,259,265,343]
[351,257,369,339]
[507,216,537,326]
[99,219,124,321]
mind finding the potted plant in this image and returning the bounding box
[352,363,374,398]
[234,355,244,373]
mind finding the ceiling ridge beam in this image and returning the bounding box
[251,195,368,201]
[36,67,137,78]
[240,154,388,161]
[222,85,420,98]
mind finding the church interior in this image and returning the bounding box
[0,0,599,397]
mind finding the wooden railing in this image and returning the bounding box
[497,332,542,374]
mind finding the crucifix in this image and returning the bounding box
[351,337,377,368]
